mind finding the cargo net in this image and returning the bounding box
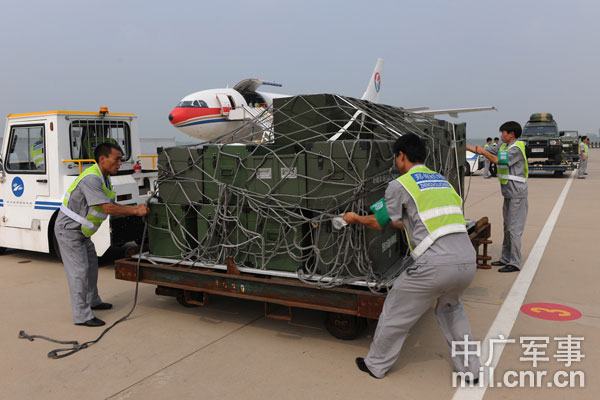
[152,94,465,291]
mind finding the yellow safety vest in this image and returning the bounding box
[60,163,115,237]
[497,141,528,185]
[371,165,466,260]
[580,142,589,157]
[30,140,45,169]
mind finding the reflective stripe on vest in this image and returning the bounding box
[497,141,528,184]
[396,165,467,260]
[61,163,115,237]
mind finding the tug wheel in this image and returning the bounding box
[324,312,367,340]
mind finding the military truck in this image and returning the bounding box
[559,130,580,162]
[521,113,571,176]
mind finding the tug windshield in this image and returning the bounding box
[69,120,131,161]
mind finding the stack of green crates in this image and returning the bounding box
[311,215,406,277]
[305,140,396,210]
[202,144,254,204]
[158,146,204,204]
[245,152,307,207]
[148,203,198,258]
[234,207,306,272]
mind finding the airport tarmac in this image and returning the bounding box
[1,151,598,400]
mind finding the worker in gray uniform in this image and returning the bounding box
[343,133,481,380]
[483,137,492,178]
[55,143,149,327]
[467,121,527,273]
[578,136,589,179]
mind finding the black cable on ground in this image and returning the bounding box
[18,217,148,359]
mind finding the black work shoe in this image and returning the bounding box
[91,302,113,310]
[75,317,106,327]
[498,265,519,273]
[355,357,381,379]
[491,260,505,266]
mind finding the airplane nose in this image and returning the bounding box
[168,113,174,122]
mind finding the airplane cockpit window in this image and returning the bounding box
[177,100,208,108]
[69,120,131,162]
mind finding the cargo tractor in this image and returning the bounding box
[0,108,157,258]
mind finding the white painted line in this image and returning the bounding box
[452,172,575,400]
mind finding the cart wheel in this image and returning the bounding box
[176,293,199,308]
[0,247,6,255]
[324,312,367,340]
[554,170,564,177]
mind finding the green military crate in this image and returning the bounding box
[158,180,204,204]
[234,208,306,272]
[202,144,254,203]
[273,94,358,147]
[305,140,396,210]
[158,146,205,203]
[148,203,198,258]
[195,204,227,262]
[246,152,307,207]
[310,218,407,277]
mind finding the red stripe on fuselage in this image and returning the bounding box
[169,107,231,125]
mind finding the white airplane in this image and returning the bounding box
[168,59,496,141]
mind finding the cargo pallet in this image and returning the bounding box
[114,217,492,339]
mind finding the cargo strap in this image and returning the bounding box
[18,210,150,359]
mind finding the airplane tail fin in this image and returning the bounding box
[361,58,384,103]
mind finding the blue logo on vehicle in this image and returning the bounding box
[12,177,24,197]
[374,72,381,93]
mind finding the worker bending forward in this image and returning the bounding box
[467,121,528,273]
[344,133,480,379]
[55,143,149,327]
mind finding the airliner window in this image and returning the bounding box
[6,125,45,173]
[69,120,131,161]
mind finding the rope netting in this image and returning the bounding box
[150,94,466,291]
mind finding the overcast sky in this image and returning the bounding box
[1,0,599,143]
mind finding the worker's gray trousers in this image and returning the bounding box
[499,197,528,270]
[55,227,103,324]
[484,159,490,178]
[364,262,481,379]
[578,158,588,177]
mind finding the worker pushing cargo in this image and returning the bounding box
[343,133,481,380]
[467,121,528,273]
[54,143,150,327]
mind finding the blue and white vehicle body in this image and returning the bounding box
[0,109,157,257]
